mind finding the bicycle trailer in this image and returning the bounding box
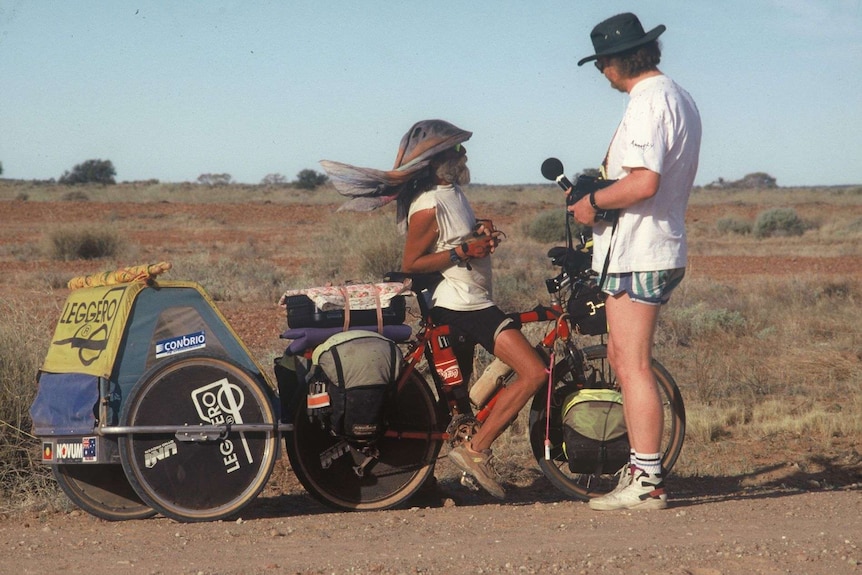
[30,267,285,522]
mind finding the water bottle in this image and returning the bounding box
[469,357,513,408]
[430,332,463,388]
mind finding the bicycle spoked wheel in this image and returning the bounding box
[529,343,685,500]
[285,372,443,511]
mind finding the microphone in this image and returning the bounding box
[542,157,619,221]
[541,157,572,191]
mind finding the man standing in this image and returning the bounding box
[569,13,702,510]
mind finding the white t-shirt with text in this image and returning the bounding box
[593,74,702,273]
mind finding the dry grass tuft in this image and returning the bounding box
[0,299,58,512]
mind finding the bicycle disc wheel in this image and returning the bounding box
[53,464,156,521]
[529,343,685,500]
[119,353,278,522]
[285,371,442,511]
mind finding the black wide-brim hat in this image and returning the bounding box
[577,12,665,66]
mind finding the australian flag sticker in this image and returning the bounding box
[82,437,97,462]
[156,330,206,358]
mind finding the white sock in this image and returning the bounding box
[633,452,662,475]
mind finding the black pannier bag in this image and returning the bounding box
[311,331,402,443]
[567,282,608,335]
[284,294,406,329]
[562,388,630,474]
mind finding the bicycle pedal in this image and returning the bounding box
[459,472,480,492]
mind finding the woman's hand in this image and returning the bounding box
[461,235,495,259]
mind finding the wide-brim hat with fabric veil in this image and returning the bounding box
[319,119,472,230]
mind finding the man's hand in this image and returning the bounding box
[569,195,598,225]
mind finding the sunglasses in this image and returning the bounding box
[453,143,466,154]
[595,59,606,72]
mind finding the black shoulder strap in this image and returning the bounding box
[597,217,618,293]
[329,347,345,386]
[565,205,618,293]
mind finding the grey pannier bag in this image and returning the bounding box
[311,330,402,443]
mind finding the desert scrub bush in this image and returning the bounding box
[660,274,862,413]
[716,217,752,235]
[524,210,564,243]
[844,217,862,234]
[661,301,747,343]
[173,243,286,302]
[489,241,549,312]
[753,207,806,238]
[523,210,587,243]
[60,190,89,202]
[298,211,403,285]
[48,226,125,260]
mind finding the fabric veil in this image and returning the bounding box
[320,119,472,231]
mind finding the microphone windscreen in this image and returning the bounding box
[541,157,565,181]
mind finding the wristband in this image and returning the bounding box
[589,190,601,211]
[449,248,461,265]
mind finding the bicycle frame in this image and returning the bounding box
[386,294,578,443]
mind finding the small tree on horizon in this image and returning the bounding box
[706,172,778,189]
[59,159,116,185]
[294,169,328,190]
[738,172,777,188]
[197,173,234,186]
[261,173,288,185]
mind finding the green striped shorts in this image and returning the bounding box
[601,268,686,305]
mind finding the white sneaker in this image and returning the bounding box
[589,468,667,511]
[609,464,634,493]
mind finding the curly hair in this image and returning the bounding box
[614,40,662,77]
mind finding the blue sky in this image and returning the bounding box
[2,1,861,187]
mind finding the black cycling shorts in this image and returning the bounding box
[429,305,518,355]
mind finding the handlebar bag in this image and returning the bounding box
[562,388,629,474]
[312,330,402,443]
[567,282,608,336]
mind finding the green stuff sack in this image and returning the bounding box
[562,388,630,474]
[312,330,402,443]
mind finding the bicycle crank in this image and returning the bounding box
[446,414,481,449]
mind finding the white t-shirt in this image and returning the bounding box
[593,74,702,273]
[408,184,494,311]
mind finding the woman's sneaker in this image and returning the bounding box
[448,445,506,499]
[588,468,667,511]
